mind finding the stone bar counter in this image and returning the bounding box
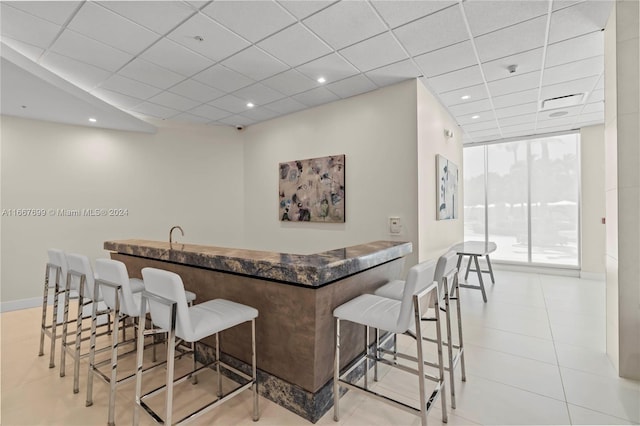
[104,239,411,423]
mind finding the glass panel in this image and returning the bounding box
[486,141,529,262]
[463,146,485,242]
[530,134,579,266]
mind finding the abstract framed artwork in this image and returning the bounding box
[437,154,458,220]
[279,154,345,222]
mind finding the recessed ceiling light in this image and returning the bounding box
[89,118,97,123]
[471,115,480,119]
[461,95,470,100]
[549,111,569,118]
[246,102,254,108]
[194,35,204,42]
[317,77,326,83]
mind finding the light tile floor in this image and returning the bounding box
[1,270,639,425]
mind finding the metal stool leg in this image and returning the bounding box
[474,255,488,302]
[364,326,369,390]
[39,265,51,357]
[216,332,222,397]
[60,273,72,377]
[486,254,496,284]
[73,280,85,393]
[49,268,62,368]
[443,281,456,409]
[374,328,379,381]
[251,318,259,422]
[164,308,177,426]
[107,299,121,426]
[333,318,341,422]
[454,276,466,382]
[464,255,472,280]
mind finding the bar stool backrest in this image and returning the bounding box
[434,250,458,296]
[141,267,193,341]
[397,259,437,331]
[47,249,68,287]
[95,259,140,317]
[66,253,98,300]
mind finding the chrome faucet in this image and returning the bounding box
[169,225,184,246]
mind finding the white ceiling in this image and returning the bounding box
[0,0,613,143]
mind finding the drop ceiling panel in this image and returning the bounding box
[502,123,536,135]
[582,101,604,114]
[458,110,496,126]
[467,128,502,138]
[41,52,111,91]
[536,115,577,129]
[365,59,422,87]
[276,0,336,20]
[474,15,547,62]
[193,65,255,93]
[449,99,492,117]
[428,66,484,94]
[413,41,476,78]
[462,119,501,132]
[210,94,251,114]
[463,0,549,36]
[481,48,543,82]
[241,107,281,122]
[98,74,163,100]
[292,86,340,107]
[491,88,540,109]
[1,4,62,49]
[98,1,195,35]
[169,79,224,103]
[4,1,80,25]
[303,1,387,50]
[495,101,539,118]
[173,113,212,124]
[261,70,318,97]
[140,38,214,77]
[148,91,200,111]
[234,83,286,105]
[119,58,185,89]
[588,89,604,103]
[371,1,456,28]
[537,104,583,121]
[498,112,538,127]
[393,5,468,56]
[51,30,133,72]
[168,14,250,62]
[548,1,613,44]
[257,24,332,68]
[440,84,489,107]
[326,74,377,98]
[202,1,296,43]
[542,56,604,86]
[545,31,604,68]
[263,97,308,115]
[218,114,255,126]
[339,32,407,72]
[487,71,541,97]
[131,102,179,119]
[540,75,600,100]
[297,53,360,83]
[222,47,289,81]
[188,104,233,121]
[67,2,158,55]
[575,111,604,123]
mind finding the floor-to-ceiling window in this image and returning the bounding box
[463,133,580,267]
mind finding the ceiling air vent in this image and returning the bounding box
[540,93,585,111]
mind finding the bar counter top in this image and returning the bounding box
[104,239,411,287]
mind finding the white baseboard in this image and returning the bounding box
[580,271,606,281]
[1,297,43,312]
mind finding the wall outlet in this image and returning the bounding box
[389,217,401,234]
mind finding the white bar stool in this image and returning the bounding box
[60,253,114,394]
[134,267,259,426]
[333,260,447,426]
[39,249,67,368]
[375,250,466,408]
[86,259,171,426]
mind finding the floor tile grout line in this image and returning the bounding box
[539,272,574,425]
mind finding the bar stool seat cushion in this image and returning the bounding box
[334,294,412,334]
[186,299,257,342]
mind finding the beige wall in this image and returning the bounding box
[242,80,422,269]
[580,125,606,276]
[0,116,245,308]
[416,82,464,261]
[605,0,640,380]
